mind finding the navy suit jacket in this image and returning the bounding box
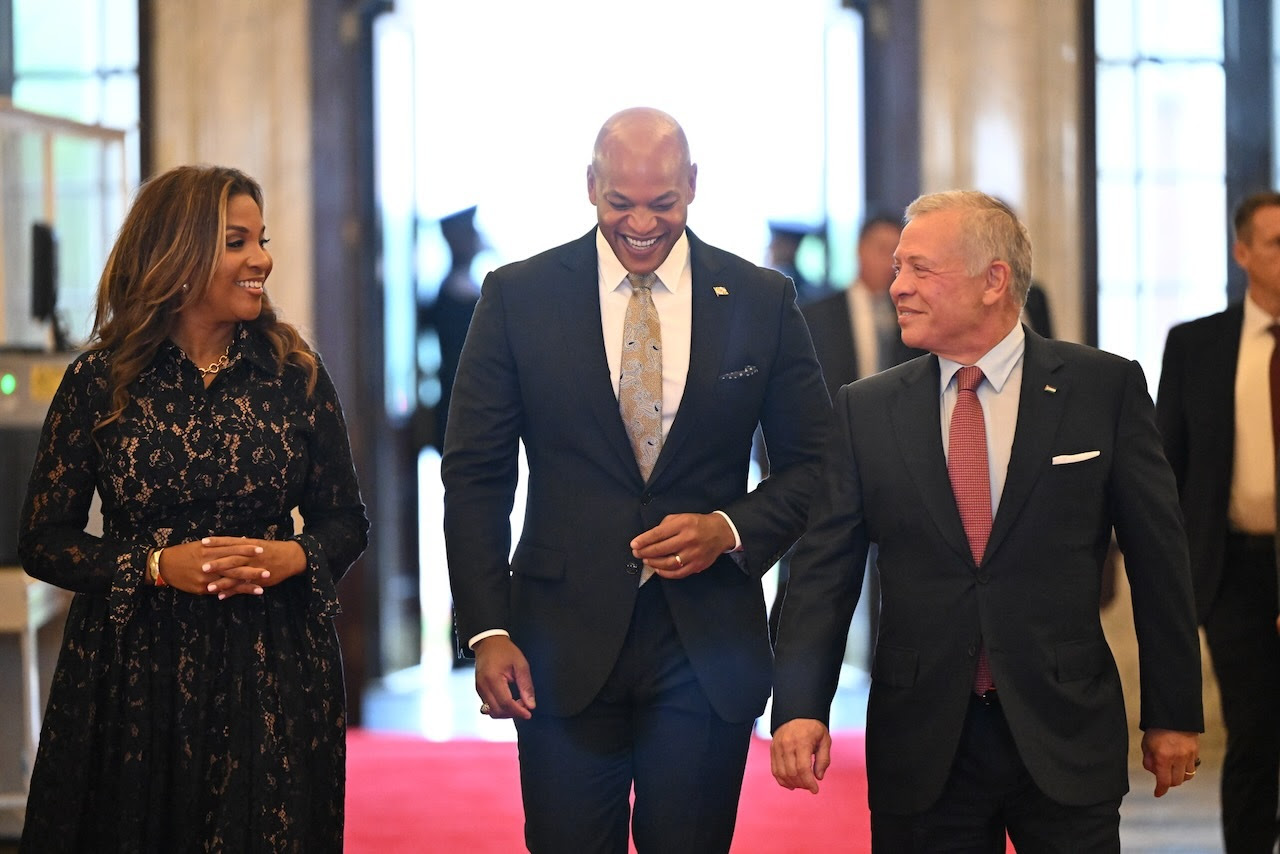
[1155,303,1245,622]
[442,228,830,723]
[773,330,1203,813]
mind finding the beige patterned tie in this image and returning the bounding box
[619,272,663,481]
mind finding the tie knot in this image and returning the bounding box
[957,365,984,393]
[627,272,657,293]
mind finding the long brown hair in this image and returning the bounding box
[90,165,318,431]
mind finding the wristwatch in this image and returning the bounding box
[148,548,167,587]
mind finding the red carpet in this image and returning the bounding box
[345,729,873,853]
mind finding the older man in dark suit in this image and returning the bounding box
[1156,190,1280,853]
[771,190,1202,852]
[442,107,830,853]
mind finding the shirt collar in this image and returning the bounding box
[1243,290,1279,335]
[938,322,1026,395]
[597,228,690,294]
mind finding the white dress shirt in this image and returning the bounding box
[1229,293,1278,535]
[597,229,692,436]
[937,323,1026,516]
[847,282,880,380]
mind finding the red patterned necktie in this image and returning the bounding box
[948,365,994,694]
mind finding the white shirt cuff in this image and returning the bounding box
[468,628,510,650]
[714,510,743,552]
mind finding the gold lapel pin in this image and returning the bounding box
[713,285,729,296]
[1044,385,1057,393]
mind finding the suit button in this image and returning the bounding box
[967,646,977,657]
[976,571,990,584]
[625,559,641,574]
[641,492,652,505]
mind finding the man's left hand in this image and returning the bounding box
[1141,728,1200,797]
[630,513,735,579]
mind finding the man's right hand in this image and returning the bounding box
[770,718,832,794]
[474,635,537,720]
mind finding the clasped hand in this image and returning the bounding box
[629,512,736,579]
[157,536,306,599]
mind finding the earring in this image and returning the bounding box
[181,283,189,292]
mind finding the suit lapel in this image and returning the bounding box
[648,230,732,485]
[985,331,1066,560]
[891,356,975,564]
[555,230,643,480]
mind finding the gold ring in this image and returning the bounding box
[674,554,683,568]
[479,702,491,715]
[1184,770,1196,778]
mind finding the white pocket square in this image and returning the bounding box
[1052,450,1101,465]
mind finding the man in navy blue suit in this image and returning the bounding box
[442,107,830,853]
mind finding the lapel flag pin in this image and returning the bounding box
[713,286,729,296]
[1044,385,1057,393]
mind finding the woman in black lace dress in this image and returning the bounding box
[18,165,368,852]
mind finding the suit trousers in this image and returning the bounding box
[870,693,1122,854]
[1204,533,1280,854]
[514,579,754,854]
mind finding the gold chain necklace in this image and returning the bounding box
[180,343,232,377]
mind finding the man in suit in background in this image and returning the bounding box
[767,214,921,648]
[1156,190,1280,854]
[803,213,920,397]
[765,219,828,305]
[442,107,829,853]
[771,190,1202,851]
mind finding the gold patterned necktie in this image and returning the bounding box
[619,272,663,481]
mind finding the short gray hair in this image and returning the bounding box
[905,190,1033,306]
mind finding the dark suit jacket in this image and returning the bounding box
[801,289,922,399]
[1155,303,1244,623]
[772,330,1203,814]
[442,228,830,723]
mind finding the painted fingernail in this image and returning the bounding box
[254,587,264,595]
[218,593,227,600]
[261,571,270,579]
[207,583,218,593]
[202,538,210,545]
[202,563,212,572]
[255,546,264,553]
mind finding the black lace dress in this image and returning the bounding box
[17,326,368,853]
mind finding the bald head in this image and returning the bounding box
[592,107,693,177]
[587,107,697,275]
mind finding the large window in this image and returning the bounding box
[8,0,139,347]
[1095,0,1226,388]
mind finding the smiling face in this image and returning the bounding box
[587,111,696,276]
[889,208,1014,364]
[183,193,272,332]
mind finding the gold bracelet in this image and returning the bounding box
[148,548,167,588]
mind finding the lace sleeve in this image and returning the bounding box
[293,355,369,616]
[17,353,132,594]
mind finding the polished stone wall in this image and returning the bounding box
[150,0,315,338]
[920,0,1084,345]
